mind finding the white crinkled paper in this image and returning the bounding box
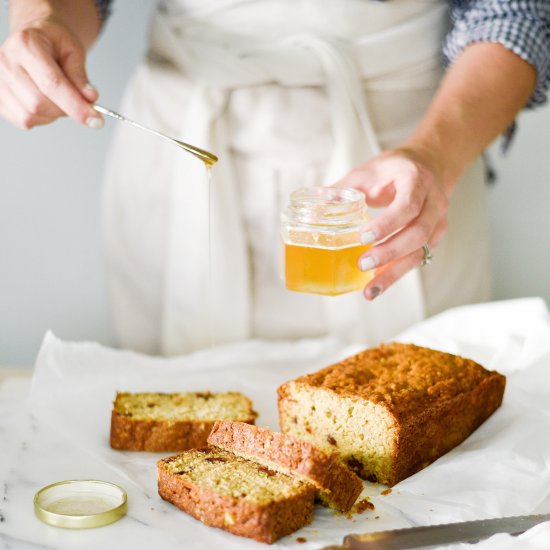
[28,298,550,549]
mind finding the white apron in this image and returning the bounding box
[102,0,491,356]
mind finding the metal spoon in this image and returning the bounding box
[93,104,218,166]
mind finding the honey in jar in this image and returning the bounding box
[281,187,374,296]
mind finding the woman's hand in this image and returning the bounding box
[336,148,450,300]
[0,16,103,129]
[338,41,537,302]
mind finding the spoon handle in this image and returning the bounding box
[93,104,218,166]
[94,104,124,121]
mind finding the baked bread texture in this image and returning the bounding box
[110,391,257,452]
[157,448,315,543]
[208,420,363,512]
[278,343,506,486]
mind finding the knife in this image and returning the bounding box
[323,513,550,549]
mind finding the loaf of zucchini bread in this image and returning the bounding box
[157,448,315,543]
[278,343,506,486]
[110,391,257,451]
[208,420,363,512]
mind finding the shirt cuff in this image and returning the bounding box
[92,0,113,27]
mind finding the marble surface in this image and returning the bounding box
[0,361,408,550]
[1,375,549,550]
[2,298,550,549]
[2,378,550,550]
[0,367,32,384]
[0,378,237,550]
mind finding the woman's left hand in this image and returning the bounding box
[335,148,450,300]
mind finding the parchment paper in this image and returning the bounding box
[27,298,550,549]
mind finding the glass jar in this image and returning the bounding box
[281,186,374,296]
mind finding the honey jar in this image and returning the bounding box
[281,186,374,296]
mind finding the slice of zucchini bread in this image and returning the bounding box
[111,391,257,452]
[208,420,363,512]
[278,343,506,486]
[157,448,315,543]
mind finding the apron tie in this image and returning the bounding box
[149,2,447,354]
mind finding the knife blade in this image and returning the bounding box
[330,513,550,549]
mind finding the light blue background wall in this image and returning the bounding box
[0,1,157,364]
[1,2,549,365]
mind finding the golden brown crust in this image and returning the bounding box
[388,372,505,486]
[110,392,257,452]
[208,420,363,512]
[157,455,315,543]
[278,343,506,486]
[291,343,503,419]
[110,412,219,452]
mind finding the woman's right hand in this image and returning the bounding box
[0,16,103,129]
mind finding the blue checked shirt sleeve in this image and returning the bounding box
[92,0,113,26]
[443,0,550,108]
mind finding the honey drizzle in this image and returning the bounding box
[205,164,214,348]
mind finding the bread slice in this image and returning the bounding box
[157,448,315,543]
[208,420,363,512]
[278,343,506,486]
[110,391,257,452]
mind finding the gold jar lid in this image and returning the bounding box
[34,480,127,529]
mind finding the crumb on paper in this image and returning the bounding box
[381,488,392,496]
[374,515,380,519]
[350,497,375,516]
[296,537,307,543]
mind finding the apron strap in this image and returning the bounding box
[154,2,446,353]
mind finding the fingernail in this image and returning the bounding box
[360,231,376,245]
[86,116,104,129]
[359,256,377,272]
[368,286,382,300]
[85,82,98,93]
